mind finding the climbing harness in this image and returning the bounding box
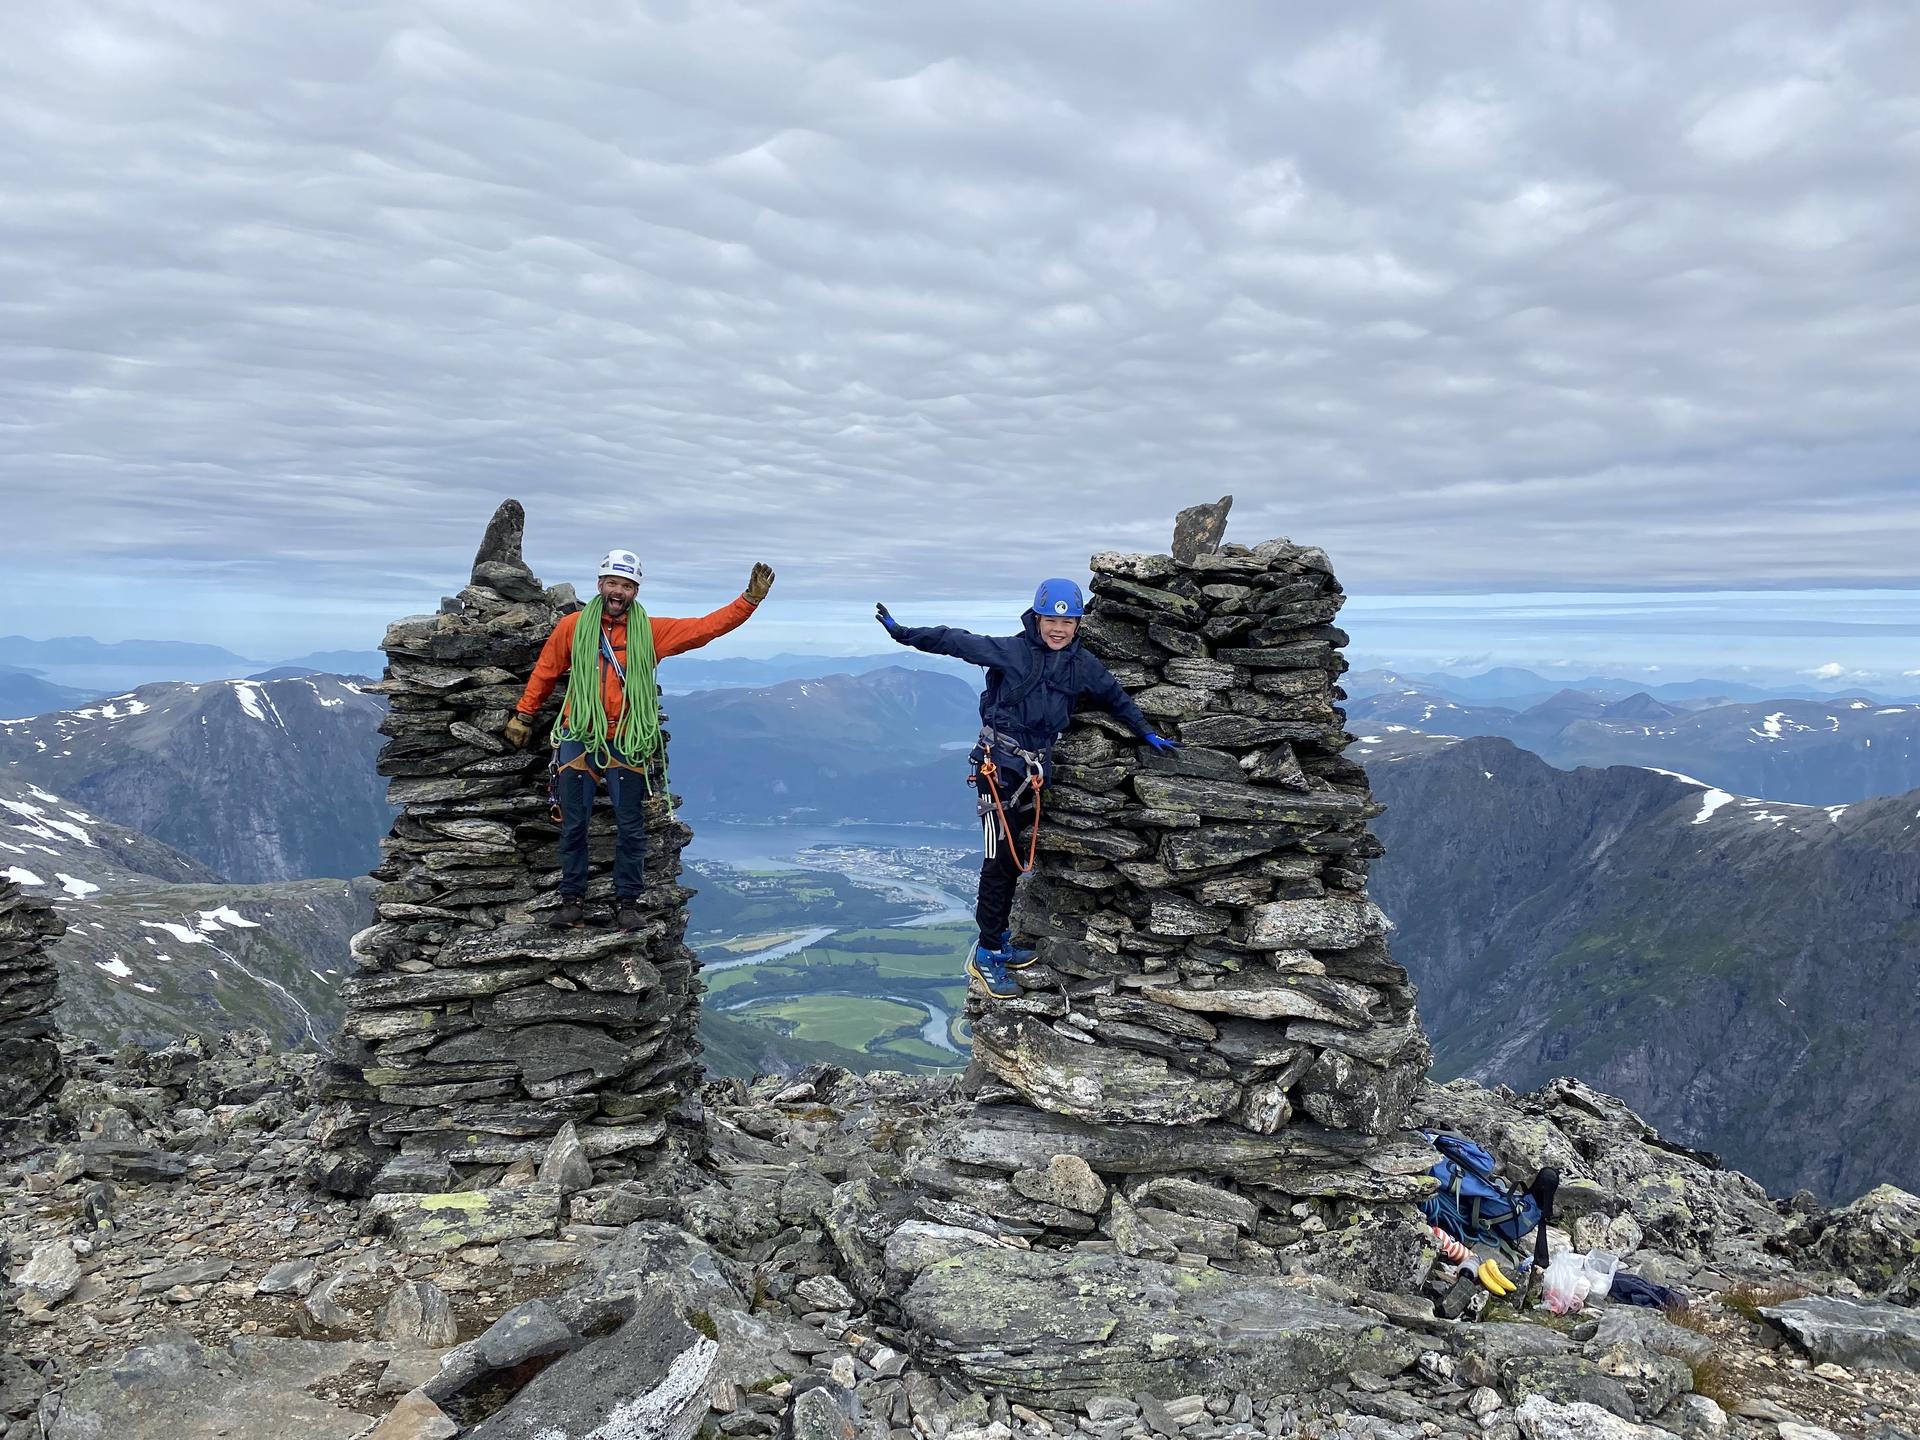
[968,726,1047,874]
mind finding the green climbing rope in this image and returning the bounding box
[551,596,666,787]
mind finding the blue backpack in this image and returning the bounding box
[1418,1130,1548,1260]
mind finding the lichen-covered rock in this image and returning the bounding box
[900,1243,1420,1400]
[1798,1184,1920,1299]
[365,1184,562,1254]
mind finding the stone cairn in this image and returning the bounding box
[314,500,701,1197]
[922,498,1436,1257]
[0,875,65,1134]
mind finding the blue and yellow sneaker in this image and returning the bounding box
[999,929,1038,970]
[967,943,1020,1000]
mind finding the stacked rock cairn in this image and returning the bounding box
[314,500,701,1197]
[0,875,65,1136]
[942,497,1436,1251]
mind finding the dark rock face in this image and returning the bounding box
[313,501,700,1194]
[1171,495,1233,564]
[1760,1295,1920,1374]
[956,522,1429,1216]
[1368,733,1920,1202]
[0,877,65,1129]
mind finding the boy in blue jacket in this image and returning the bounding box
[876,578,1178,999]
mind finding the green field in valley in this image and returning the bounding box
[701,921,976,1073]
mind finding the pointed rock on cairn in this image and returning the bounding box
[924,503,1436,1244]
[0,875,65,1138]
[313,500,702,1202]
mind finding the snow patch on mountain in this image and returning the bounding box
[140,920,208,946]
[1692,789,1735,824]
[198,906,259,930]
[2,798,94,846]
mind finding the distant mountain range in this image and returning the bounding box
[1346,663,1920,709]
[1368,734,1920,1202]
[1,772,370,1048]
[661,650,972,693]
[0,675,392,882]
[0,636,386,704]
[1349,687,1920,805]
[666,667,980,824]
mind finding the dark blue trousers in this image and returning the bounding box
[555,741,648,900]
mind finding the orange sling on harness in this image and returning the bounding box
[976,751,1045,876]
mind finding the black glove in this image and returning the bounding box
[876,603,903,637]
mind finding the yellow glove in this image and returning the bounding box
[504,713,534,750]
[745,562,775,604]
[1476,1258,1517,1296]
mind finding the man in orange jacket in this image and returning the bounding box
[506,549,774,929]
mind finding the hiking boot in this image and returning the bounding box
[552,898,585,929]
[967,944,1020,1000]
[616,902,646,933]
[999,929,1038,969]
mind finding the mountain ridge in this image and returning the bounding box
[1368,734,1920,1201]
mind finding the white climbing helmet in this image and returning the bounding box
[598,549,642,585]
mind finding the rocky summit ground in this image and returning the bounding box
[3,1035,1919,1440]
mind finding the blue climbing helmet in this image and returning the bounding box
[1033,578,1084,619]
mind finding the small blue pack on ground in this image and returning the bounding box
[1418,1130,1546,1259]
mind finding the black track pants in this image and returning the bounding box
[974,797,1038,948]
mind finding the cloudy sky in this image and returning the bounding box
[3,1,1917,677]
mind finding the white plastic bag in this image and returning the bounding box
[1543,1251,1592,1315]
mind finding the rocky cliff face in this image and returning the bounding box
[1368,735,1920,1203]
[314,500,703,1201]
[0,877,64,1132]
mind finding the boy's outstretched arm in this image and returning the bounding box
[1083,655,1179,750]
[875,603,1019,669]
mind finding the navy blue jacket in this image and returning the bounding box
[888,610,1152,773]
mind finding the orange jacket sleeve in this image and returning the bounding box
[650,595,759,660]
[516,612,580,715]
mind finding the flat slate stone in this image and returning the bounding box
[1761,1295,1920,1373]
[1141,976,1360,1028]
[970,1011,1240,1127]
[45,1330,400,1440]
[366,1184,563,1254]
[901,1243,1419,1400]
[464,1297,714,1440]
[931,1105,1437,1189]
[1133,774,1367,823]
[1242,897,1391,951]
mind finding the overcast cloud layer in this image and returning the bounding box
[3,1,1918,654]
